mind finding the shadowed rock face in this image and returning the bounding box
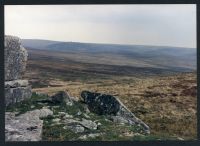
[4,35,32,106]
[81,91,120,115]
[50,91,73,105]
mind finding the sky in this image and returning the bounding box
[5,4,196,48]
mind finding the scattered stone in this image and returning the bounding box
[63,125,85,133]
[52,118,61,123]
[63,118,97,131]
[76,110,82,116]
[31,105,35,109]
[109,116,128,125]
[83,113,90,119]
[177,137,184,140]
[97,122,102,126]
[64,118,80,124]
[79,118,97,130]
[133,133,142,136]
[78,133,102,140]
[58,112,66,117]
[64,113,73,119]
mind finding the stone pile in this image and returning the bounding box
[5,35,32,106]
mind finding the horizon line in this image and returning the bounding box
[21,37,196,49]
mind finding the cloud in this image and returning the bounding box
[5,4,196,48]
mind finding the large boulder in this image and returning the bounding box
[81,91,150,133]
[81,91,120,115]
[5,35,28,81]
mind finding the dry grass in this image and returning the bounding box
[23,49,197,140]
[30,72,197,140]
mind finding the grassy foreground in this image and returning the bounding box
[6,92,193,141]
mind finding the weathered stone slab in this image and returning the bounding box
[5,35,28,81]
[5,80,29,88]
[5,86,32,106]
[5,108,53,141]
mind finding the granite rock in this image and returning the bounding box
[5,35,28,81]
[5,85,32,106]
[5,109,53,141]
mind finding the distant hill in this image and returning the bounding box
[22,39,196,72]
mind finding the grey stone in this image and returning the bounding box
[109,116,129,125]
[5,35,28,81]
[5,80,29,88]
[64,118,97,130]
[82,104,90,114]
[83,113,90,119]
[58,112,66,118]
[4,35,32,107]
[5,85,32,106]
[76,110,82,116]
[32,108,53,118]
[78,133,102,140]
[64,118,80,124]
[5,109,53,141]
[97,122,102,126]
[63,125,85,133]
[31,105,35,109]
[64,113,73,119]
[52,118,61,123]
[49,91,74,105]
[117,106,150,134]
[79,118,97,130]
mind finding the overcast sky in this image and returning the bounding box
[5,4,196,48]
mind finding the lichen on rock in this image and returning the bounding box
[4,35,32,106]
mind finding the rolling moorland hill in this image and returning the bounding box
[22,39,196,72]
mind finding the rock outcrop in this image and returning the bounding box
[35,91,74,106]
[81,91,150,133]
[50,91,74,105]
[5,35,32,106]
[81,91,120,115]
[5,108,53,141]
